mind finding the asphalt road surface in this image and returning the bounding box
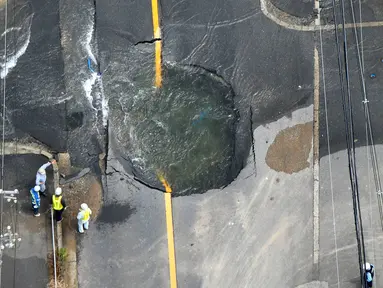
[0,0,379,287]
[0,155,53,288]
[79,106,316,287]
[319,146,383,288]
[76,0,383,286]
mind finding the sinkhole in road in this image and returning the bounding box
[109,64,247,196]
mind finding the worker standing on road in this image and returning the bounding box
[51,187,66,222]
[77,203,92,233]
[30,185,41,217]
[35,159,56,197]
[365,262,375,287]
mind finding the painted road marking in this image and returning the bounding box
[159,175,177,288]
[260,0,383,31]
[313,47,320,266]
[151,0,162,87]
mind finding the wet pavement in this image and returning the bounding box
[0,154,54,287]
[317,2,383,286]
[3,0,67,151]
[78,147,169,288]
[0,0,381,286]
[99,0,314,193]
[318,11,383,154]
[320,0,383,24]
[270,0,315,18]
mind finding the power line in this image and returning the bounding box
[318,22,341,288]
[0,2,8,285]
[348,0,383,230]
[330,0,368,285]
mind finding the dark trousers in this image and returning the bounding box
[32,204,39,215]
[54,209,64,222]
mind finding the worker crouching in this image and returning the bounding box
[51,187,66,222]
[77,203,92,233]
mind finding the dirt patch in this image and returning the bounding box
[62,174,103,233]
[265,122,313,174]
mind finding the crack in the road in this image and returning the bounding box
[106,165,140,190]
[134,38,162,46]
[249,106,257,177]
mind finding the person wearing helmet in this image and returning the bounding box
[50,187,67,222]
[77,203,92,233]
[365,262,375,287]
[35,159,56,197]
[30,185,41,217]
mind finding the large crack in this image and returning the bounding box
[116,154,167,193]
[134,38,162,46]
[106,165,140,190]
[249,106,257,177]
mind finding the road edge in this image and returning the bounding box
[313,47,320,278]
[57,153,79,288]
[1,142,63,286]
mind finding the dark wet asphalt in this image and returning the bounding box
[161,0,314,126]
[78,152,169,288]
[270,0,315,18]
[320,0,383,24]
[1,0,382,286]
[319,3,383,157]
[4,0,67,151]
[1,154,53,288]
[97,0,314,194]
[75,0,316,286]
[0,0,106,169]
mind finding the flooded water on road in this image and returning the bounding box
[109,55,242,195]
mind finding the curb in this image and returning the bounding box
[313,47,320,278]
[57,153,78,288]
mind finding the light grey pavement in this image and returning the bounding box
[77,1,383,288]
[317,3,383,287]
[319,145,383,288]
[78,105,317,287]
[77,146,170,288]
[171,105,315,287]
[0,155,53,288]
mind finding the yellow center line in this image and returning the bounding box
[151,0,162,88]
[159,175,177,288]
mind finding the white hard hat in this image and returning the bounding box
[81,203,88,210]
[34,185,41,192]
[55,187,62,196]
[365,263,371,270]
[38,168,46,175]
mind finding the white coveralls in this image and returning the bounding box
[77,208,92,233]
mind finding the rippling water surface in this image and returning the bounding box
[109,59,240,195]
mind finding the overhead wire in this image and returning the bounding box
[11,0,18,285]
[330,0,368,284]
[0,2,8,282]
[318,19,341,288]
[346,0,383,283]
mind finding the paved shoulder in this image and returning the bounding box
[1,155,52,287]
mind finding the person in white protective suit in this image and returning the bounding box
[77,203,92,233]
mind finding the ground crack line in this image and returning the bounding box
[134,38,162,46]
